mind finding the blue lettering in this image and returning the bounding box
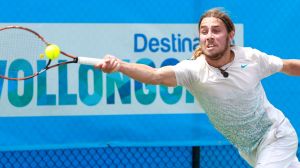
[107,60,131,104]
[135,58,156,105]
[0,58,195,108]
[193,38,200,50]
[182,37,192,52]
[171,34,178,52]
[134,33,199,53]
[134,34,147,52]
[161,38,170,52]
[37,60,56,105]
[177,34,182,52]
[149,38,159,52]
[0,61,7,98]
[186,90,194,103]
[58,60,77,105]
[8,59,33,107]
[79,65,103,106]
[159,58,182,104]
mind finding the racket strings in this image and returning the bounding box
[0,28,46,72]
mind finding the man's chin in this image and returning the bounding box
[204,50,216,56]
[203,51,222,60]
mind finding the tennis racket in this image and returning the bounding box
[0,25,104,80]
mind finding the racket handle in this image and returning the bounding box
[77,57,104,65]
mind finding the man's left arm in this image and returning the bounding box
[281,59,300,76]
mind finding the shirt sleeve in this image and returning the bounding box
[253,49,283,79]
[171,59,197,89]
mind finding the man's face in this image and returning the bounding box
[199,17,232,60]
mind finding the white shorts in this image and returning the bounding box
[239,118,300,168]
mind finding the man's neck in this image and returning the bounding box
[205,50,234,68]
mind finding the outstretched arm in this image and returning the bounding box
[281,59,300,76]
[94,55,177,87]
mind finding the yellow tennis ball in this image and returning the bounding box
[45,44,60,60]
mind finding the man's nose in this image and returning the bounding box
[206,32,214,42]
[207,31,214,39]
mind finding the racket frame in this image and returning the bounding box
[0,26,79,80]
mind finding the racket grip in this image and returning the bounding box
[77,57,104,66]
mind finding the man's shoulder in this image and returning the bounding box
[174,56,205,71]
[232,46,262,60]
[232,46,256,52]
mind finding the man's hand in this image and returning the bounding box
[94,55,121,73]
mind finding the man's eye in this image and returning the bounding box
[201,30,208,34]
[212,29,220,33]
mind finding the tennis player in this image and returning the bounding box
[95,8,300,167]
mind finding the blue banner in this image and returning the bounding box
[0,0,299,150]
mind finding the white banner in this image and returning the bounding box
[0,23,243,116]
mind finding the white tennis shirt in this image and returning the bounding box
[173,46,285,153]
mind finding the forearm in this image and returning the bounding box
[96,55,177,86]
[281,59,300,76]
[119,62,161,85]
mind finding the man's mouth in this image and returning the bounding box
[206,44,216,49]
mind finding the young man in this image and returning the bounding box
[95,8,300,167]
